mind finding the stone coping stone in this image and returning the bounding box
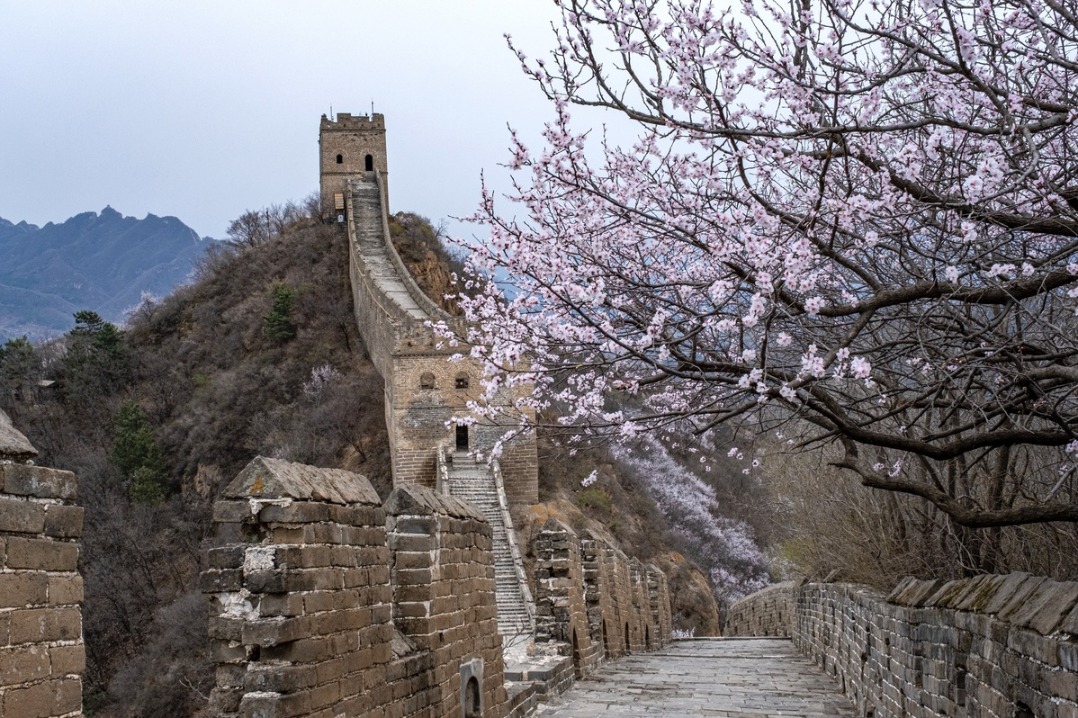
[0,407,37,461]
[953,574,1007,612]
[384,483,485,522]
[981,573,1036,614]
[996,575,1049,622]
[224,456,380,505]
[890,578,946,607]
[1059,599,1078,637]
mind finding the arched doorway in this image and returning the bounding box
[335,153,343,164]
[464,676,481,718]
[645,625,651,650]
[624,622,631,654]
[364,153,374,171]
[455,424,469,451]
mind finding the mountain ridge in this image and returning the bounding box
[0,206,210,341]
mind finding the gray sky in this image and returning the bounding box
[0,1,563,238]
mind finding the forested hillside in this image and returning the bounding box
[0,205,746,716]
[1,207,388,716]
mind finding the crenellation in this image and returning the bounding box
[531,520,672,681]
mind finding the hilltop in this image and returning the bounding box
[0,205,746,716]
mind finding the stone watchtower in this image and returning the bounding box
[321,113,539,506]
[319,112,389,222]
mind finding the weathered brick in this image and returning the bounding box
[0,496,46,533]
[5,536,78,571]
[0,644,50,684]
[4,676,83,717]
[241,616,309,647]
[50,642,86,675]
[213,499,254,523]
[200,568,243,593]
[53,676,83,714]
[0,572,48,607]
[258,501,332,524]
[206,545,246,570]
[46,574,83,605]
[0,464,77,500]
[9,606,81,644]
[42,503,84,538]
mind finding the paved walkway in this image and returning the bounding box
[536,638,854,717]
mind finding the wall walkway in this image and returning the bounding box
[535,638,854,717]
[727,576,1078,718]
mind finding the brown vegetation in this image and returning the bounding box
[387,212,468,316]
[763,434,1078,589]
[0,203,732,714]
[1,207,390,716]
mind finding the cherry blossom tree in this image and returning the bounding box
[459,0,1078,530]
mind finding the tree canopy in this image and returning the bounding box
[460,0,1078,528]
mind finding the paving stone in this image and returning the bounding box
[536,638,854,717]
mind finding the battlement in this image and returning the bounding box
[320,112,386,131]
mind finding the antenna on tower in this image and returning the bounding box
[371,99,375,116]
[330,105,334,121]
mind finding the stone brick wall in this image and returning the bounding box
[580,530,620,658]
[724,581,795,637]
[534,519,601,677]
[202,457,392,717]
[646,564,673,648]
[332,113,539,504]
[386,484,508,718]
[728,575,1078,718]
[0,415,85,718]
[532,521,672,676]
[202,457,510,718]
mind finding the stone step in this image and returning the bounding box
[444,460,533,637]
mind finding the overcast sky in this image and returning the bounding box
[0,1,566,239]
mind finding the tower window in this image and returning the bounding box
[365,154,374,171]
[455,374,469,389]
[336,153,343,164]
[419,372,435,389]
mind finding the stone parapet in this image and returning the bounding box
[202,457,391,718]
[532,522,672,678]
[202,457,511,718]
[724,580,796,637]
[726,574,1078,718]
[385,483,509,718]
[0,415,84,718]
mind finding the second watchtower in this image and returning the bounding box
[319,112,389,222]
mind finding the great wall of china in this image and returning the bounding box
[0,113,675,718]
[2,113,1076,718]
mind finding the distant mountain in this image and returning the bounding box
[0,207,211,341]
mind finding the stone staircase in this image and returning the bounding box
[443,452,535,639]
[349,173,429,322]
